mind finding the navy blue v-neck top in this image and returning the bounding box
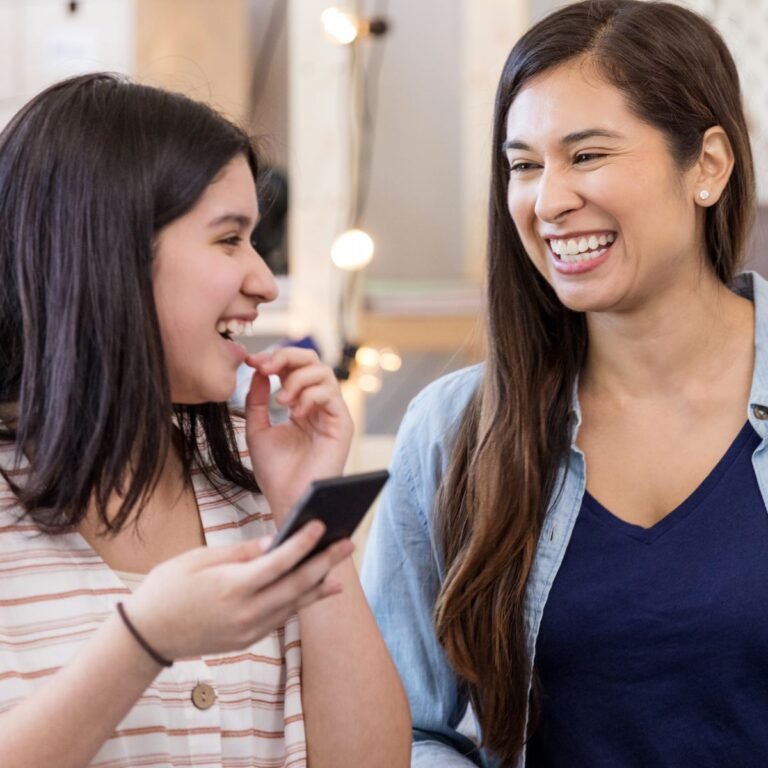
[527,421,768,767]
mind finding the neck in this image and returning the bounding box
[581,269,754,401]
[85,436,188,536]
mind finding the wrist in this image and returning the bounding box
[116,602,174,668]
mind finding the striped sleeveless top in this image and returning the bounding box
[0,418,307,767]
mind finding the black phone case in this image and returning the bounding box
[268,470,390,565]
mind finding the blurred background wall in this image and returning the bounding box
[1,0,766,534]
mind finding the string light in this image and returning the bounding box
[321,3,391,386]
[355,345,381,369]
[321,7,390,46]
[358,371,383,394]
[378,348,402,372]
[321,8,360,45]
[330,228,375,271]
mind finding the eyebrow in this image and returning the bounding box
[207,213,257,229]
[502,128,624,152]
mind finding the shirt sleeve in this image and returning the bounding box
[361,399,487,768]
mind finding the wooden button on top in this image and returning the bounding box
[753,405,768,421]
[191,683,216,710]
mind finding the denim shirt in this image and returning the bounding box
[361,271,768,768]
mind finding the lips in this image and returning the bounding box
[219,333,247,364]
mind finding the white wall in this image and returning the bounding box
[0,0,135,130]
[362,0,464,280]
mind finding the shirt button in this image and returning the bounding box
[191,683,217,710]
[753,405,768,420]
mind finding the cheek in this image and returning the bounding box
[507,186,535,240]
[507,187,547,269]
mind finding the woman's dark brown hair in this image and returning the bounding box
[0,73,261,531]
[434,0,755,762]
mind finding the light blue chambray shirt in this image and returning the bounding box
[361,271,768,768]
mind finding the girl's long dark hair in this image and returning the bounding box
[0,73,260,531]
[434,1,755,763]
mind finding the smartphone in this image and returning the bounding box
[268,470,390,566]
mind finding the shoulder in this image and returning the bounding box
[388,364,483,508]
[399,363,483,451]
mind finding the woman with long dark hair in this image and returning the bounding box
[363,1,761,765]
[0,74,410,767]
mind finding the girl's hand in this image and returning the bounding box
[125,521,354,661]
[243,348,354,523]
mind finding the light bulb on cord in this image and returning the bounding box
[321,8,360,45]
[358,371,383,394]
[331,228,374,271]
[355,346,380,369]
[379,348,402,372]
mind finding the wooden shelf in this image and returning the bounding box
[359,312,485,361]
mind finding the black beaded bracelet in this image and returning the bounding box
[116,602,173,668]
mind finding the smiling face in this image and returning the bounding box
[152,154,278,404]
[504,58,705,314]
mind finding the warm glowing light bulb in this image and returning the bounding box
[321,8,359,45]
[330,228,374,271]
[378,348,402,372]
[358,372,382,394]
[355,346,380,369]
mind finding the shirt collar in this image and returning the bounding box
[568,270,768,442]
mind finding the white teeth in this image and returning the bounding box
[549,233,616,262]
[218,319,258,337]
[559,248,604,264]
[216,320,257,336]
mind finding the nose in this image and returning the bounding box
[243,244,279,304]
[533,165,583,223]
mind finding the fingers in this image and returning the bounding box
[244,370,272,432]
[250,531,354,598]
[245,539,353,624]
[247,347,321,377]
[247,348,347,423]
[247,519,328,589]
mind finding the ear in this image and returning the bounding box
[692,126,734,207]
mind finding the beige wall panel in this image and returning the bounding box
[136,0,250,121]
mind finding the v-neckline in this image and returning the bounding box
[73,469,212,590]
[582,420,757,544]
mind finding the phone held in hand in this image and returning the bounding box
[268,470,390,566]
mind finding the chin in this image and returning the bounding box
[171,379,237,406]
[551,284,623,314]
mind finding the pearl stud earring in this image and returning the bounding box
[698,190,711,201]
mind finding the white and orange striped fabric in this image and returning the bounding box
[0,420,307,768]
